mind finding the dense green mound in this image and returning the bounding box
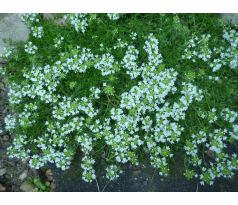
[1,14,238,185]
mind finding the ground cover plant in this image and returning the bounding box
[0,13,238,185]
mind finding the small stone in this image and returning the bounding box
[143,180,148,186]
[19,170,28,181]
[0,184,6,192]
[43,13,55,20]
[133,170,141,175]
[22,159,27,165]
[50,182,56,191]
[0,168,6,176]
[55,18,67,26]
[45,169,53,176]
[45,169,54,181]
[2,135,9,142]
[20,181,36,192]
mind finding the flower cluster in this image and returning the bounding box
[81,156,96,182]
[31,26,44,38]
[182,29,238,72]
[208,75,220,82]
[7,134,30,160]
[105,165,123,181]
[223,29,238,48]
[4,114,16,131]
[20,13,40,26]
[4,15,238,186]
[18,103,38,128]
[121,45,140,79]
[54,36,64,48]
[107,13,120,21]
[113,38,128,50]
[5,32,207,182]
[0,47,13,59]
[230,124,238,140]
[95,53,118,76]
[209,29,238,71]
[184,105,238,185]
[143,33,163,67]
[103,34,204,177]
[185,128,238,185]
[52,96,98,120]
[24,41,38,54]
[130,32,137,41]
[182,34,212,62]
[64,14,88,33]
[89,87,101,99]
[221,108,238,123]
[221,29,238,69]
[8,46,96,105]
[198,108,218,124]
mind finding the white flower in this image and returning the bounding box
[31,26,44,38]
[24,41,38,54]
[20,13,39,25]
[221,108,237,123]
[107,13,120,21]
[105,165,123,181]
[95,53,117,76]
[64,13,88,33]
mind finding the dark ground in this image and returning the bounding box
[52,165,238,192]
[50,157,238,192]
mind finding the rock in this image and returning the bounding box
[221,14,238,25]
[0,183,6,192]
[0,14,29,56]
[45,169,54,181]
[43,13,55,20]
[20,181,36,192]
[45,169,53,176]
[21,159,27,165]
[55,18,67,26]
[2,135,10,142]
[42,13,67,26]
[0,168,6,176]
[19,170,28,181]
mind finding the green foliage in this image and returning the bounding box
[1,13,238,185]
[29,178,51,192]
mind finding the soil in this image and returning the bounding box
[50,156,238,192]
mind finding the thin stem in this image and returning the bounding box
[101,181,111,192]
[95,178,100,192]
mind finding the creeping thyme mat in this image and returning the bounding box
[1,13,238,186]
